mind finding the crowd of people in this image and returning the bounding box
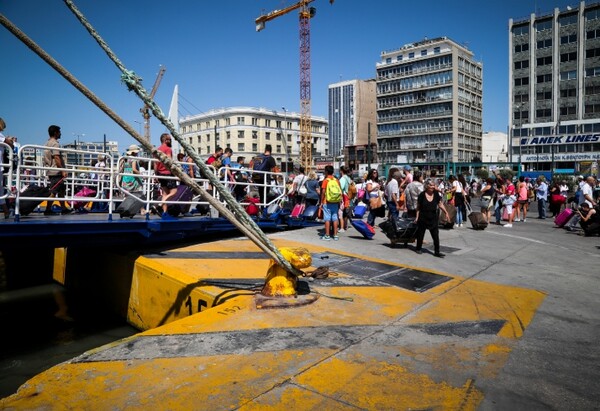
[2,118,599,241]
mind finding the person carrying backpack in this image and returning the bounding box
[251,144,277,204]
[320,165,342,241]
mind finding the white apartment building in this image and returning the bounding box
[376,37,483,165]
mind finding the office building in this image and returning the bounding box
[328,79,377,170]
[510,1,600,176]
[376,37,483,166]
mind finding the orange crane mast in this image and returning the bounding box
[255,0,334,171]
[140,65,166,143]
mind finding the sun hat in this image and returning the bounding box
[127,144,141,155]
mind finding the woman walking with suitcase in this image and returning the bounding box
[414,179,451,258]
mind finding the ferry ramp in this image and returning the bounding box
[0,227,556,410]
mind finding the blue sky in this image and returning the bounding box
[1,0,580,151]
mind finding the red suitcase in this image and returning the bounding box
[290,203,305,218]
[554,207,575,227]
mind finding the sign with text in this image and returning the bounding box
[520,134,600,146]
[520,152,600,162]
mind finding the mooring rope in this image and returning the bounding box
[0,10,303,278]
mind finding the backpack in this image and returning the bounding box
[347,178,357,201]
[325,178,342,203]
[252,154,272,172]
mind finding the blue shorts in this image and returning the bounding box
[323,203,339,222]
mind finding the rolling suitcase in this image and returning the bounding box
[351,219,375,239]
[468,211,488,230]
[302,205,319,220]
[167,185,194,217]
[18,185,51,215]
[116,193,144,218]
[439,203,456,229]
[290,203,305,218]
[379,217,417,245]
[466,202,487,230]
[555,207,575,227]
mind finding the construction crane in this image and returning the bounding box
[140,65,166,142]
[255,0,334,171]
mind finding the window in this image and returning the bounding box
[559,14,577,26]
[514,110,529,120]
[560,106,577,115]
[408,52,415,58]
[536,108,552,117]
[188,137,193,145]
[276,133,282,141]
[586,8,600,21]
[514,93,529,103]
[206,134,211,142]
[225,118,231,126]
[265,132,271,140]
[197,135,201,144]
[237,130,244,138]
[560,52,577,62]
[515,43,529,53]
[513,25,529,36]
[205,121,210,129]
[536,74,552,83]
[396,55,403,61]
[265,119,271,127]
[560,34,577,44]
[537,39,552,49]
[252,143,258,151]
[560,70,577,80]
[536,56,552,66]
[252,118,258,126]
[585,84,600,95]
[586,67,600,77]
[386,58,392,63]
[585,103,600,114]
[252,131,258,139]
[514,60,529,69]
[536,91,552,100]
[237,143,245,151]
[276,120,281,128]
[421,50,427,56]
[535,20,552,32]
[515,77,530,86]
[237,117,245,125]
[276,145,282,153]
[226,131,231,140]
[586,47,600,58]
[560,88,576,97]
[434,47,440,54]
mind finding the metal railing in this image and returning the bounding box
[6,145,286,222]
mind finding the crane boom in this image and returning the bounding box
[140,65,166,142]
[255,1,333,171]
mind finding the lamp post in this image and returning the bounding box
[72,133,85,165]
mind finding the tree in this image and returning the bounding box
[475,168,489,181]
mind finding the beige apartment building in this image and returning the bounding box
[178,107,328,168]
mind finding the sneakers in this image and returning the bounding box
[333,235,339,241]
[434,252,445,258]
[321,235,331,241]
[338,228,345,233]
[503,223,513,228]
[523,218,527,222]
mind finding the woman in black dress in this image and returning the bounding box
[415,179,450,258]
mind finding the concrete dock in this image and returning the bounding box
[1,212,598,410]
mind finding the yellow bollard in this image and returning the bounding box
[257,247,318,309]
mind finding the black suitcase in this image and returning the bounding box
[116,193,144,218]
[379,217,418,245]
[167,185,194,217]
[303,205,319,220]
[19,185,51,215]
[468,211,488,230]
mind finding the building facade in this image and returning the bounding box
[328,79,377,158]
[62,140,119,167]
[482,131,509,163]
[179,107,328,168]
[375,37,483,166]
[510,1,600,176]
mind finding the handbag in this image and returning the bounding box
[298,177,307,196]
[369,195,383,209]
